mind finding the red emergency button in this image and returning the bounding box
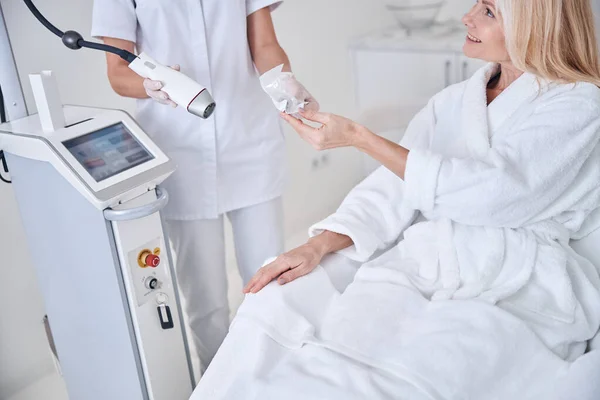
[138,248,162,268]
[145,254,160,268]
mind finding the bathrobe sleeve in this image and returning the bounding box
[308,102,435,262]
[404,98,600,228]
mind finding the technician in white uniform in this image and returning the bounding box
[91,0,317,370]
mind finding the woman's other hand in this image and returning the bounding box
[243,242,326,294]
[281,110,367,150]
[243,231,354,294]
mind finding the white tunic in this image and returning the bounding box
[92,0,285,219]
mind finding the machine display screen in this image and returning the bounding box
[63,123,154,182]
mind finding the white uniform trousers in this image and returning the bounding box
[166,197,284,371]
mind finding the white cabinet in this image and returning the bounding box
[352,48,487,115]
[350,29,485,177]
[353,50,457,111]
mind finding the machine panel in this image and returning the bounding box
[64,122,154,183]
[1,107,175,209]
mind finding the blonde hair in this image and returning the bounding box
[496,0,600,86]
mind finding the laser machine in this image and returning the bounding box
[0,80,196,400]
[0,4,196,399]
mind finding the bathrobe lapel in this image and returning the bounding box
[461,63,542,158]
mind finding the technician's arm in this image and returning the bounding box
[247,7,291,74]
[101,37,147,99]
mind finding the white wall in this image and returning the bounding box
[0,187,55,399]
[0,0,476,397]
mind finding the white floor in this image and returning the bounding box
[7,229,310,400]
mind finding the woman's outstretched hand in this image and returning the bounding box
[280,110,367,150]
[283,109,410,180]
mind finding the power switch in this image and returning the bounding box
[145,277,159,290]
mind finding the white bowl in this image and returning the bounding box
[384,0,446,32]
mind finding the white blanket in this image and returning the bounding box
[234,268,570,399]
[229,64,600,398]
[194,255,600,400]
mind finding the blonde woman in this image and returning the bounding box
[238,0,600,398]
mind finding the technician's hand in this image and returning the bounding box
[260,65,319,115]
[243,243,325,294]
[142,65,180,107]
[281,110,366,151]
[287,79,320,114]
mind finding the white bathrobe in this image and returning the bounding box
[232,64,600,399]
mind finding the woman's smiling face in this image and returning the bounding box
[462,0,510,62]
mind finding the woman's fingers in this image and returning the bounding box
[299,110,329,124]
[277,263,314,285]
[243,259,291,294]
[243,265,270,293]
[280,112,321,139]
[280,112,327,149]
[248,264,288,293]
[280,112,312,131]
[243,266,265,293]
